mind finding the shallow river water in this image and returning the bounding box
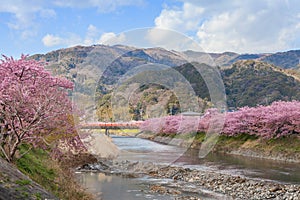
[76,135,300,199]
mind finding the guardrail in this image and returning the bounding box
[80,121,143,129]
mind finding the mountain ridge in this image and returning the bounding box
[31,45,300,70]
[29,45,300,120]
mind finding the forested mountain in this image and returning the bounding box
[173,60,300,109]
[30,45,300,120]
[260,50,300,69]
[222,60,300,107]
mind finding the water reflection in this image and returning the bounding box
[77,172,174,200]
[176,149,300,184]
[113,136,187,164]
[77,136,299,200]
[98,173,112,182]
[112,136,300,184]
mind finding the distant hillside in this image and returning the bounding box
[30,45,300,120]
[31,45,300,76]
[222,60,300,107]
[172,60,300,108]
[225,53,266,66]
[181,49,300,69]
[260,50,300,69]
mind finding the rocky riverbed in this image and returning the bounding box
[78,159,300,200]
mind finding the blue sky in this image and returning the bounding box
[1,0,300,57]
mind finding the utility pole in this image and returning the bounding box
[139,108,143,120]
[169,103,173,115]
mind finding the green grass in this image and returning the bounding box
[14,144,93,200]
[218,133,258,142]
[265,136,300,152]
[194,132,206,142]
[15,144,57,193]
[34,192,42,200]
[156,132,300,156]
[211,133,300,157]
[15,179,31,186]
[15,190,29,199]
[108,129,140,136]
[173,132,206,142]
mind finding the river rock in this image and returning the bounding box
[77,159,300,200]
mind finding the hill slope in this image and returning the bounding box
[260,50,300,69]
[0,158,57,200]
[222,60,300,107]
[30,45,300,119]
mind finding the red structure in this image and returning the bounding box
[81,121,143,129]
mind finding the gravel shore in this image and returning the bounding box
[78,160,300,200]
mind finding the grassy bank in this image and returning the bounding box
[216,133,300,152]
[214,133,300,162]
[101,128,140,136]
[14,144,94,200]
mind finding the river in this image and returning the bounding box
[76,135,300,199]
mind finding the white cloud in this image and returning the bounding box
[84,25,100,45]
[42,33,82,47]
[195,1,294,53]
[98,32,126,45]
[0,0,144,29]
[42,25,126,47]
[155,2,204,31]
[154,0,300,53]
[39,9,56,18]
[42,34,63,47]
[0,1,56,30]
[145,28,203,51]
[52,0,145,12]
[42,25,99,47]
[0,1,57,40]
[21,29,38,40]
[0,0,143,41]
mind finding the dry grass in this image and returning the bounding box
[15,145,97,200]
[50,161,95,200]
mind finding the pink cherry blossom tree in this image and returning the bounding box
[141,101,300,139]
[222,101,300,138]
[0,55,82,162]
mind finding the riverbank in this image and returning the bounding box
[78,159,300,200]
[0,157,57,200]
[137,132,300,163]
[0,144,97,200]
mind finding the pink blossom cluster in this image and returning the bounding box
[0,55,84,161]
[140,110,214,135]
[222,101,300,138]
[141,101,300,139]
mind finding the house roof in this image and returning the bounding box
[180,111,202,116]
